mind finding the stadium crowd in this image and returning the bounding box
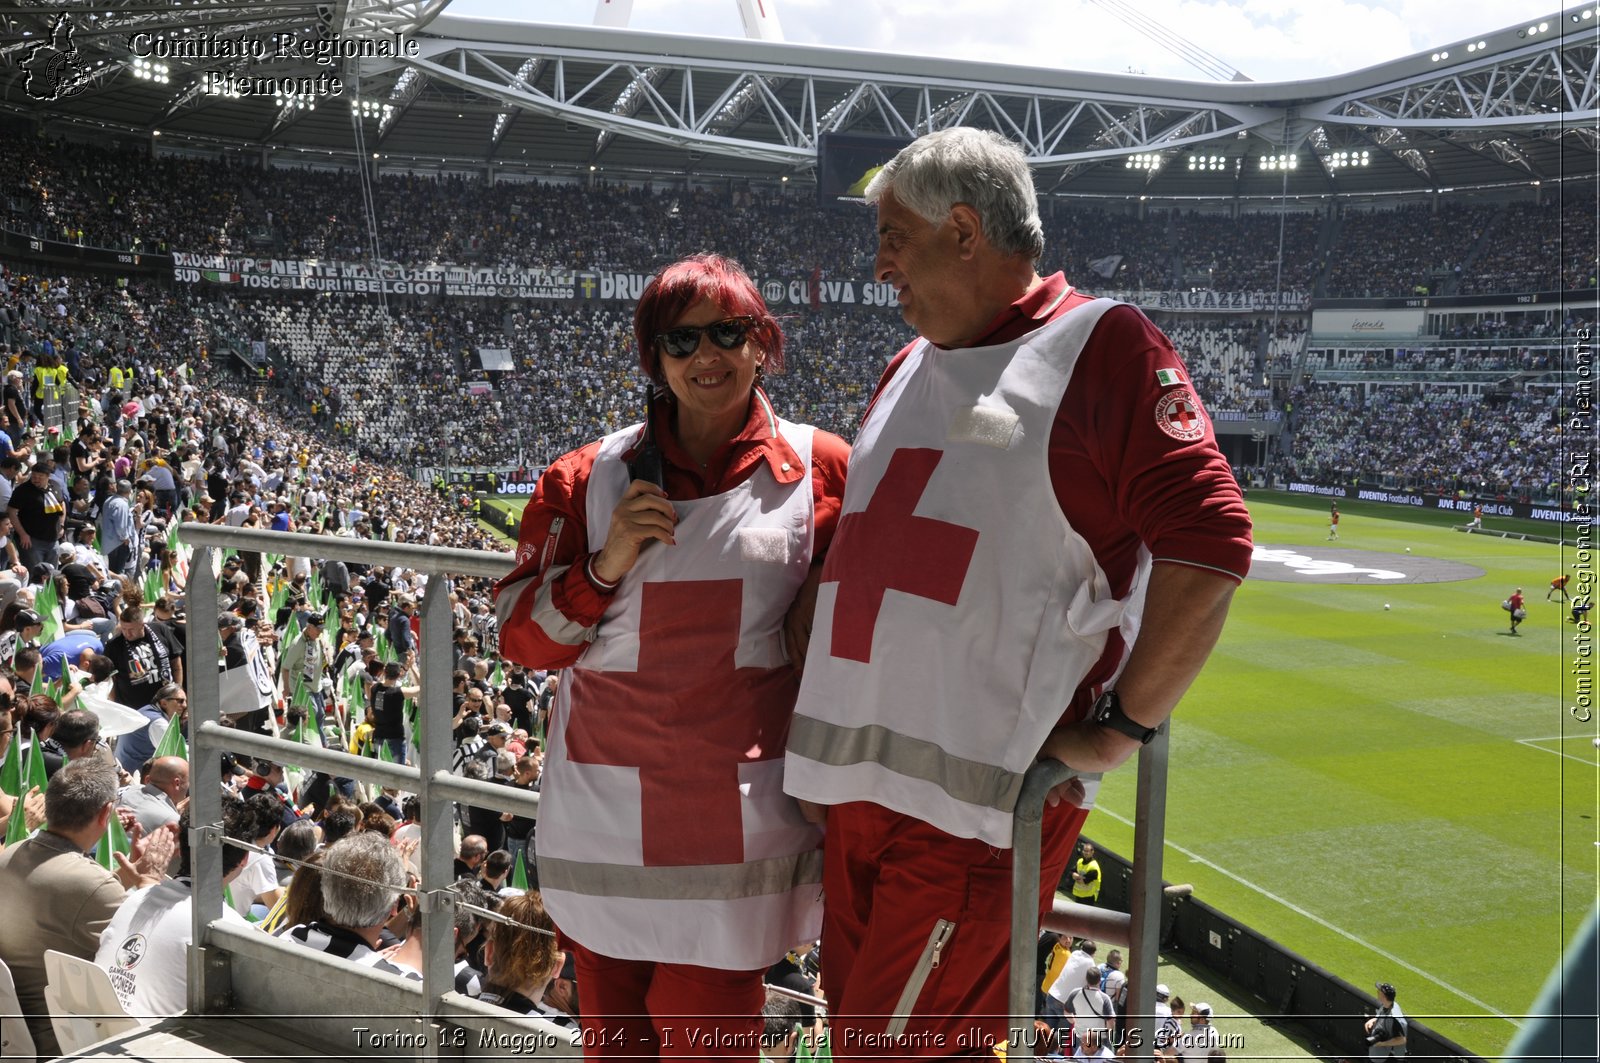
[4,129,1594,303]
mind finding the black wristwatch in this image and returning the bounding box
[1091,690,1161,745]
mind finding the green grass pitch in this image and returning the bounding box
[1088,494,1589,1057]
[486,490,1590,1056]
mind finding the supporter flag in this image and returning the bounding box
[152,713,187,760]
[490,658,505,689]
[95,809,131,872]
[270,579,291,620]
[376,739,394,764]
[29,667,45,699]
[143,565,163,604]
[407,699,419,753]
[511,851,530,891]
[0,734,21,798]
[35,579,61,644]
[307,570,324,608]
[796,1032,832,1062]
[283,612,301,651]
[3,793,29,846]
[24,736,49,797]
[1088,254,1125,281]
[60,419,75,444]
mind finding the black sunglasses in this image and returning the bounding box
[655,317,756,359]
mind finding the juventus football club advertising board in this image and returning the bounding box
[1283,481,1578,523]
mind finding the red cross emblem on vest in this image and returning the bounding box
[561,579,796,866]
[822,447,979,664]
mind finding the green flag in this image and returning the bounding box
[152,714,188,760]
[28,667,45,699]
[491,657,505,688]
[24,737,48,796]
[283,613,301,652]
[376,738,394,763]
[0,736,21,799]
[3,791,29,846]
[270,579,290,618]
[143,565,163,603]
[95,809,131,872]
[511,851,530,891]
[167,522,181,553]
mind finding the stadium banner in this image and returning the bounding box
[1123,289,1311,312]
[1283,480,1578,523]
[575,269,902,310]
[2,227,170,272]
[1314,288,1599,311]
[171,252,575,299]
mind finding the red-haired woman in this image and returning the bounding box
[495,253,848,1056]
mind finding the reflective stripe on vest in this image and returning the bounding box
[787,299,1139,848]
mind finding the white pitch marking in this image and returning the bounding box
[1090,804,1518,1026]
[1515,736,1600,766]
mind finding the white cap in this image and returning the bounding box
[1155,984,1171,998]
[1193,1002,1213,1016]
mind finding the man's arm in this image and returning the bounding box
[1039,562,1237,779]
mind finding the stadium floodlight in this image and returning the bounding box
[1259,153,1299,170]
[1324,150,1370,171]
[1187,153,1227,171]
[277,89,316,112]
[130,58,171,85]
[351,98,393,121]
[1125,152,1163,171]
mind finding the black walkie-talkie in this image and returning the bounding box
[627,390,666,488]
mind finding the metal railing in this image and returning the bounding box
[181,523,541,1054]
[178,521,1172,1058]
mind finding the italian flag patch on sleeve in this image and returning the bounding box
[1155,368,1184,387]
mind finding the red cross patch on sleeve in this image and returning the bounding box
[1155,389,1206,442]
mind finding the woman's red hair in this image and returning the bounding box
[633,253,784,385]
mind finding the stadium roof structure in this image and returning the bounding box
[2,0,1597,199]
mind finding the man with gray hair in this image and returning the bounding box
[784,127,1253,1047]
[0,758,167,1055]
[285,831,406,963]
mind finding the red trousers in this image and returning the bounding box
[821,800,1085,1059]
[566,939,767,1061]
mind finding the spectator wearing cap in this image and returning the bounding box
[1176,1002,1220,1062]
[2,369,27,436]
[1365,982,1407,1059]
[115,681,186,775]
[9,458,65,570]
[1153,983,1175,1050]
[0,604,43,665]
[278,609,330,728]
[99,479,138,577]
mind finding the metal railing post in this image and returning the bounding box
[1009,760,1079,1049]
[417,576,460,1048]
[1124,726,1171,1063]
[186,544,226,1013]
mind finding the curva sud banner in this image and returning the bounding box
[1282,481,1581,524]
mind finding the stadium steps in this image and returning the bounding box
[1445,203,1510,297]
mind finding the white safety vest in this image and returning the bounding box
[786,299,1149,847]
[537,418,824,969]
